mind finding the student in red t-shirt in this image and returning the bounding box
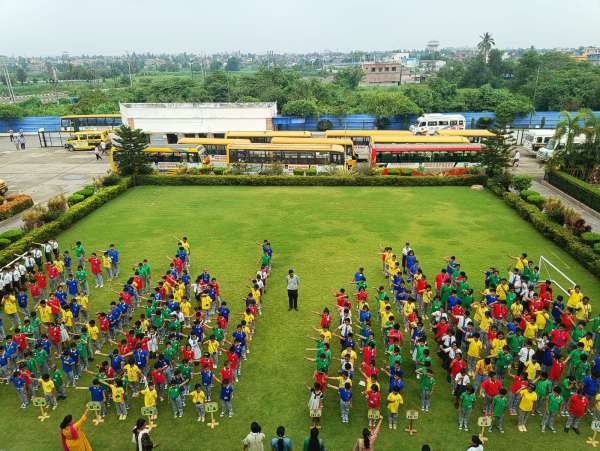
[35,270,47,295]
[507,371,527,415]
[565,389,589,433]
[480,371,503,415]
[365,384,381,429]
[87,253,103,288]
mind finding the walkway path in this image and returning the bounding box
[511,151,600,231]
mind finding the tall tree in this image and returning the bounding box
[225,56,241,72]
[477,32,495,64]
[113,125,152,178]
[479,127,513,177]
[333,67,365,89]
[15,66,27,84]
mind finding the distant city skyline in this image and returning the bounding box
[1,0,599,56]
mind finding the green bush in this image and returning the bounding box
[0,178,132,267]
[581,232,600,245]
[137,174,488,187]
[40,209,61,223]
[510,174,532,192]
[77,186,95,198]
[526,193,546,209]
[67,194,85,206]
[487,180,600,277]
[0,229,24,242]
[212,167,226,175]
[594,243,600,254]
[0,238,11,249]
[545,207,565,225]
[547,170,600,213]
[102,174,121,186]
[520,189,538,200]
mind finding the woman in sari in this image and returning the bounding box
[59,408,92,451]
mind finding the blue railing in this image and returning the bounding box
[2,111,599,133]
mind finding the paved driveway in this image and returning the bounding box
[0,137,110,231]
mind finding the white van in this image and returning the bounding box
[410,113,466,135]
[522,129,555,154]
[536,134,587,161]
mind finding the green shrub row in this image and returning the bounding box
[581,232,600,245]
[487,180,600,276]
[0,178,132,267]
[68,185,96,206]
[292,168,318,176]
[136,174,488,187]
[0,229,25,242]
[547,170,600,213]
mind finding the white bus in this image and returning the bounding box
[537,134,587,161]
[522,129,555,154]
[409,113,466,135]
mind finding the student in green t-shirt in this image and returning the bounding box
[75,265,89,295]
[542,386,563,433]
[52,368,66,399]
[458,386,476,431]
[534,372,553,414]
[490,387,508,433]
[419,368,436,412]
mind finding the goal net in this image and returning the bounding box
[538,255,577,296]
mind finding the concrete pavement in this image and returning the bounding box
[510,150,600,231]
[0,137,110,231]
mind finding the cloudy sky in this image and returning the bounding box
[2,0,599,55]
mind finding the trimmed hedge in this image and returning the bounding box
[594,243,600,254]
[0,238,11,249]
[581,232,600,245]
[67,194,85,206]
[136,174,488,187]
[487,180,600,277]
[526,193,546,209]
[547,170,600,213]
[0,229,25,242]
[0,194,34,220]
[0,178,132,267]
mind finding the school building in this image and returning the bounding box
[119,102,278,143]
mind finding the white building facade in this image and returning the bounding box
[119,102,278,142]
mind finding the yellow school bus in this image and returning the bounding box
[270,137,355,166]
[325,130,413,147]
[224,130,312,143]
[437,129,496,143]
[110,144,201,173]
[227,142,346,173]
[177,138,251,166]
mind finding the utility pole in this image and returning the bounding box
[125,53,133,88]
[1,60,16,102]
[527,65,541,129]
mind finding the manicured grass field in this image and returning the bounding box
[1,186,598,451]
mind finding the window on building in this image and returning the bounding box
[391,67,397,71]
[385,67,389,71]
[371,68,376,72]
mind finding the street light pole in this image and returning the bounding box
[527,65,541,129]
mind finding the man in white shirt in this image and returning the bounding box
[286,269,299,311]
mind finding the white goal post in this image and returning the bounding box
[538,255,577,296]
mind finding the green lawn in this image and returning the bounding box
[1,186,598,451]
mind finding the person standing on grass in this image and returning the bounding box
[353,418,382,451]
[303,428,325,451]
[59,408,92,451]
[287,269,299,311]
[132,418,157,451]
[271,425,292,451]
[242,422,266,451]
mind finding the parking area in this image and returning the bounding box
[0,136,110,231]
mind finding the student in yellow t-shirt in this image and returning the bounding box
[62,308,74,331]
[123,361,142,396]
[524,360,540,381]
[567,286,584,309]
[386,387,404,430]
[87,320,100,353]
[76,294,89,322]
[54,259,65,282]
[579,333,594,353]
[100,379,127,420]
[523,320,538,340]
[190,383,206,422]
[1,292,18,328]
[39,374,57,409]
[180,299,192,327]
[490,333,507,356]
[575,297,592,321]
[517,385,537,431]
[37,301,53,324]
[141,383,159,418]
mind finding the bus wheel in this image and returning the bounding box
[66,145,74,152]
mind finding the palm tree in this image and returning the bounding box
[555,110,584,152]
[477,32,495,64]
[582,109,600,146]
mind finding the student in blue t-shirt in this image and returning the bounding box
[66,275,79,297]
[329,381,353,423]
[10,370,28,407]
[77,378,106,417]
[219,380,234,418]
[16,288,28,318]
[63,251,73,276]
[60,351,76,387]
[107,244,120,277]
